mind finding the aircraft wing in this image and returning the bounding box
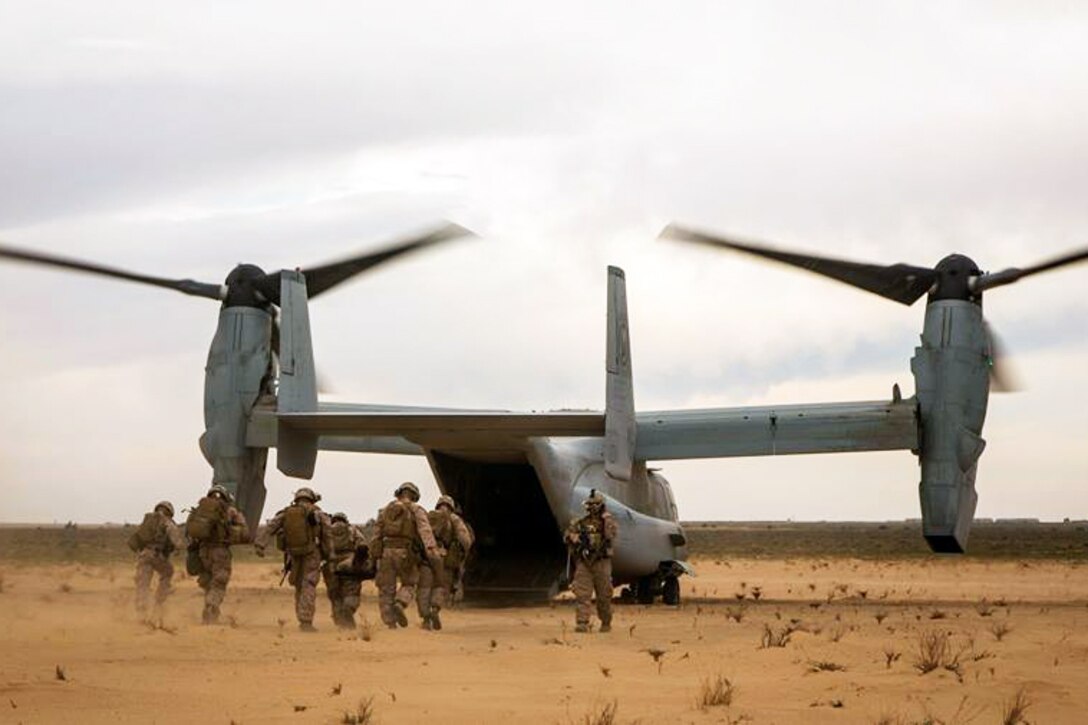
[634,398,919,460]
[248,402,603,458]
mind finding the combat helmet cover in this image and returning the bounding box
[584,489,606,511]
[154,500,175,518]
[207,484,233,503]
[395,481,421,502]
[331,511,349,523]
[294,487,321,503]
[436,494,457,511]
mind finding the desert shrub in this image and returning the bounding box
[1001,686,1031,725]
[697,674,735,709]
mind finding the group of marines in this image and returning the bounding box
[129,483,618,633]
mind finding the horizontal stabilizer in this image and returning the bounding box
[277,411,604,437]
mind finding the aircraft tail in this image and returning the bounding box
[605,266,636,480]
[276,270,319,478]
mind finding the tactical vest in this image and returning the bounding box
[282,504,317,556]
[574,515,608,561]
[186,497,229,544]
[379,501,417,544]
[128,512,167,553]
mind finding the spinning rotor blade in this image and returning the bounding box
[660,224,938,306]
[0,243,223,300]
[254,222,473,303]
[973,246,1088,293]
[984,322,1022,393]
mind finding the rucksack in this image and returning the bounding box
[186,497,228,543]
[127,512,164,552]
[428,509,453,548]
[282,504,317,556]
[329,521,354,556]
[379,501,416,540]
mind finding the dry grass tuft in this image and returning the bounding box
[697,674,735,709]
[341,696,375,724]
[760,623,795,648]
[1001,686,1031,725]
[55,665,66,681]
[874,610,889,624]
[975,599,994,617]
[576,700,618,725]
[912,630,950,674]
[725,605,747,623]
[807,660,846,673]
[883,647,901,669]
[58,582,73,594]
[990,622,1012,642]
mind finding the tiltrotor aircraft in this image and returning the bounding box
[3,226,1086,603]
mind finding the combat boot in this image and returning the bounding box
[421,614,432,631]
[201,605,219,625]
[574,622,590,633]
[299,621,317,633]
[393,602,409,628]
[599,620,612,633]
[429,607,442,631]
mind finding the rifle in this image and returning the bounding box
[578,528,593,561]
[279,553,291,586]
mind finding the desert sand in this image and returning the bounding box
[1,554,1086,724]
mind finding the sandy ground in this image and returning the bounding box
[1,558,1086,724]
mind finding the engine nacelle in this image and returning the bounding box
[199,306,274,532]
[911,299,990,552]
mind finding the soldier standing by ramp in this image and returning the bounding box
[186,484,249,625]
[564,490,618,633]
[129,501,186,617]
[321,512,370,629]
[371,482,440,629]
[417,495,474,631]
[256,487,333,632]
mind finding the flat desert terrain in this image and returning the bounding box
[1,523,1086,724]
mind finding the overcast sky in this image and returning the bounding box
[1,1,1086,525]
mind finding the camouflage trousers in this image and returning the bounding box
[288,551,323,625]
[376,547,418,627]
[572,557,613,627]
[416,563,452,618]
[197,544,232,622]
[134,548,174,613]
[323,557,362,628]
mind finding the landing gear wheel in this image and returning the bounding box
[636,577,655,605]
[662,575,680,605]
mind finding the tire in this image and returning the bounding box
[636,576,655,605]
[662,575,680,605]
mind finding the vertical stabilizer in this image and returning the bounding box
[605,266,636,480]
[277,270,319,478]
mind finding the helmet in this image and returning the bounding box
[436,495,457,511]
[293,487,320,503]
[584,489,606,511]
[395,481,421,502]
[331,512,349,524]
[207,484,233,503]
[154,501,175,517]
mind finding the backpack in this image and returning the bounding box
[428,509,453,549]
[329,521,354,556]
[379,501,416,540]
[282,504,317,556]
[186,497,228,543]
[127,512,164,552]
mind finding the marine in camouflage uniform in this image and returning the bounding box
[321,512,369,629]
[189,484,249,625]
[417,494,474,631]
[371,482,439,629]
[564,490,618,633]
[256,487,333,632]
[131,501,187,616]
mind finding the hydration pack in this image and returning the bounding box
[428,509,453,548]
[186,497,228,544]
[329,520,355,556]
[282,504,317,556]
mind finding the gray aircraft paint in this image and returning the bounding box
[199,305,273,528]
[912,299,990,552]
